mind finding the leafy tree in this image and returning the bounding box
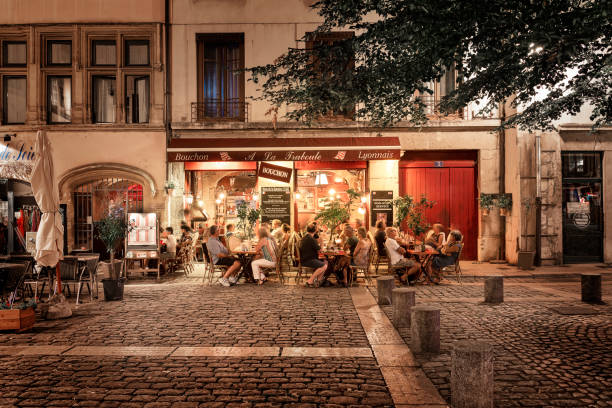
[315,188,360,243]
[393,195,435,238]
[96,215,130,264]
[249,0,611,130]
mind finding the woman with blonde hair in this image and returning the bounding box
[352,227,372,268]
[424,223,445,249]
[251,227,277,285]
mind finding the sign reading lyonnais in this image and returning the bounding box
[167,149,400,162]
[257,162,292,183]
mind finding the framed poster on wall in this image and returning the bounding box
[370,190,393,227]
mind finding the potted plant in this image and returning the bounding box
[480,193,494,216]
[165,181,175,196]
[497,193,513,217]
[393,194,435,249]
[518,198,535,269]
[315,189,360,244]
[236,201,261,241]
[0,299,36,332]
[96,214,130,301]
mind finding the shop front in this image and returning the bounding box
[167,137,401,231]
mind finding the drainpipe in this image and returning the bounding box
[535,132,542,266]
[164,0,172,142]
[498,103,506,261]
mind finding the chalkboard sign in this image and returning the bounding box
[261,187,291,225]
[370,190,393,227]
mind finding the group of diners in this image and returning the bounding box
[374,221,463,285]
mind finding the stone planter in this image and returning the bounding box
[517,251,535,270]
[481,208,490,216]
[499,208,509,217]
[0,307,35,332]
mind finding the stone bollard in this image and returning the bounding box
[484,275,503,303]
[581,273,602,303]
[377,276,395,305]
[392,288,416,328]
[410,305,440,353]
[451,340,494,408]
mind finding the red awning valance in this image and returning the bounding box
[167,137,401,162]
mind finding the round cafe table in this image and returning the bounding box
[319,250,349,285]
[232,250,257,283]
[406,249,439,283]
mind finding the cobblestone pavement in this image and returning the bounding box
[370,278,612,408]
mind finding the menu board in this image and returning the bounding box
[261,187,291,225]
[127,213,158,249]
[370,190,393,227]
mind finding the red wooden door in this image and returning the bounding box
[400,161,477,260]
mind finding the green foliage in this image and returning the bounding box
[392,195,435,238]
[315,188,360,239]
[236,201,261,240]
[497,193,513,210]
[479,193,495,210]
[95,215,130,262]
[249,0,611,131]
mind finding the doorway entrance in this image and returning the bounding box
[562,152,603,263]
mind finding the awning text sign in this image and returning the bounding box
[168,149,400,162]
[257,162,292,183]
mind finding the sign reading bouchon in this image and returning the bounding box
[257,162,292,183]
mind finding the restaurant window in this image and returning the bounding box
[47,40,72,65]
[92,76,116,123]
[196,33,245,121]
[306,31,355,119]
[92,40,117,66]
[2,41,26,66]
[2,76,26,124]
[47,76,71,123]
[125,75,149,123]
[125,40,149,66]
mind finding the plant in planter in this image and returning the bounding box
[480,193,495,216]
[315,189,360,244]
[497,193,513,216]
[393,194,435,247]
[165,180,176,195]
[236,201,261,241]
[96,214,131,301]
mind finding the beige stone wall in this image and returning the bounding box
[0,0,165,24]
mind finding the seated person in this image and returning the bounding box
[271,219,284,242]
[251,228,278,285]
[225,223,236,239]
[207,225,242,287]
[178,224,193,248]
[161,227,177,257]
[279,223,292,249]
[374,220,387,256]
[301,223,328,287]
[353,227,372,268]
[343,225,359,257]
[385,227,420,284]
[428,230,463,282]
[424,223,445,249]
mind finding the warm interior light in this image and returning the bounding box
[361,196,367,203]
[218,192,226,199]
[319,173,328,185]
[295,192,301,199]
[252,194,259,201]
[334,177,343,183]
[328,188,336,196]
[185,194,193,204]
[358,207,366,215]
[197,200,204,207]
[215,199,221,205]
[335,194,341,199]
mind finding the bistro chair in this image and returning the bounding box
[203,248,229,285]
[373,244,389,275]
[21,259,52,300]
[1,263,29,309]
[58,257,80,302]
[293,244,315,285]
[259,243,285,285]
[349,245,374,286]
[441,241,464,284]
[76,253,100,304]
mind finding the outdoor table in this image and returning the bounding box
[232,250,257,282]
[407,249,439,283]
[319,250,349,285]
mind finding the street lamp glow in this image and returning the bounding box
[218,192,225,199]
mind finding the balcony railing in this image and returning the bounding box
[419,95,498,120]
[191,98,249,123]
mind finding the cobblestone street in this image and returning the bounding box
[0,271,610,407]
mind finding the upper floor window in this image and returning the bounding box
[92,40,117,66]
[47,40,72,66]
[2,76,27,124]
[196,33,245,121]
[2,41,26,67]
[47,76,71,123]
[125,40,149,66]
[92,75,116,123]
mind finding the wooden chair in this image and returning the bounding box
[349,245,374,286]
[259,243,285,285]
[22,260,52,300]
[441,242,464,284]
[293,243,315,285]
[203,248,229,285]
[76,254,100,304]
[58,258,80,302]
[373,244,389,275]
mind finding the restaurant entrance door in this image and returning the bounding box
[399,152,478,260]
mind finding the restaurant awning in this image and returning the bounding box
[167,137,401,162]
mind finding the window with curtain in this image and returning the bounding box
[125,40,149,66]
[2,76,26,124]
[197,34,244,120]
[93,76,116,123]
[47,40,71,65]
[3,42,26,66]
[125,75,149,123]
[92,40,117,66]
[47,76,71,123]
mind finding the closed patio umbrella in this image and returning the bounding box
[30,130,64,292]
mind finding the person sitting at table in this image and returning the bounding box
[279,223,292,249]
[271,219,283,242]
[251,228,278,285]
[177,224,193,249]
[385,227,421,284]
[162,227,177,257]
[353,227,372,268]
[198,225,210,263]
[225,223,236,240]
[428,230,462,283]
[374,220,387,256]
[424,223,445,249]
[343,225,359,256]
[208,225,242,287]
[301,223,328,288]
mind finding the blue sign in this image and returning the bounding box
[434,161,444,168]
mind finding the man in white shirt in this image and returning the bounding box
[385,227,420,283]
[162,227,177,256]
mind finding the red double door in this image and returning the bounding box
[399,159,478,260]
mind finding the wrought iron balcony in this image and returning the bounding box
[191,98,249,123]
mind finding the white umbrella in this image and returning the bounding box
[30,130,64,292]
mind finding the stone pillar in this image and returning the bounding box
[410,305,440,353]
[392,288,416,328]
[581,273,602,303]
[484,276,503,303]
[377,276,395,305]
[451,340,494,408]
